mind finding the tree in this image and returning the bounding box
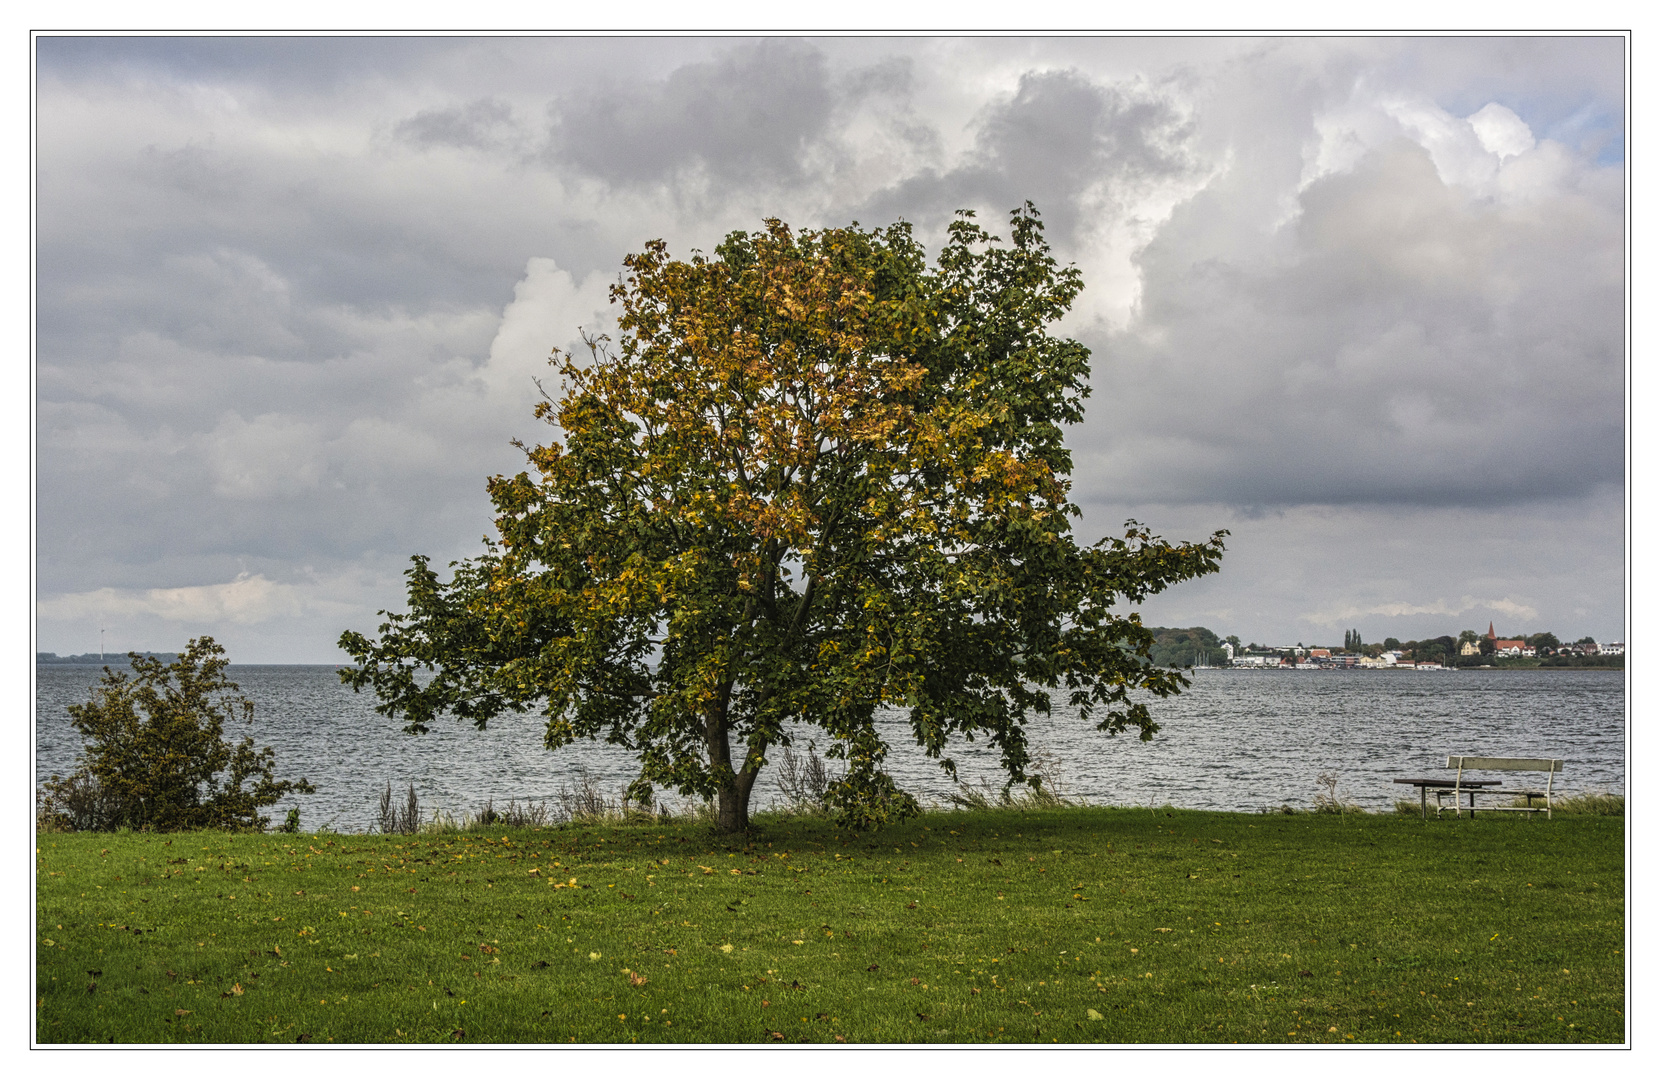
[340,206,1226,833]
[1528,631,1561,653]
[1146,626,1224,669]
[1414,635,1455,662]
[40,637,314,832]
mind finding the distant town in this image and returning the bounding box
[1147,624,1624,670]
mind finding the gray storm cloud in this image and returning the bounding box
[550,39,838,188]
[32,37,1625,659]
[1078,132,1623,509]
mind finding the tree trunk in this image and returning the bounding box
[715,780,752,833]
[706,685,762,833]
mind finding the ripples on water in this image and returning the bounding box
[36,666,1624,832]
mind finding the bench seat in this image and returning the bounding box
[1438,757,1562,819]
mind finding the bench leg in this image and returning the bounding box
[1421,787,1427,822]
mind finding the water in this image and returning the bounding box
[35,665,1625,832]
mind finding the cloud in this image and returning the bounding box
[39,573,307,625]
[1468,102,1536,160]
[484,257,614,389]
[204,412,327,499]
[1300,595,1540,627]
[856,67,1199,247]
[1101,491,1619,644]
[395,97,517,151]
[549,39,837,190]
[1073,73,1623,511]
[30,38,1624,660]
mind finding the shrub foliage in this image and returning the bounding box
[39,637,314,832]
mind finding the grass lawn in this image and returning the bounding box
[35,806,1625,1045]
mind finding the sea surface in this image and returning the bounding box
[35,665,1625,833]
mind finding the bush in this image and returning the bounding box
[37,637,314,832]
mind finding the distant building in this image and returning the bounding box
[1459,639,1482,656]
[1599,641,1625,656]
[1494,639,1535,657]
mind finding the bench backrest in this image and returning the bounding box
[1445,756,1562,773]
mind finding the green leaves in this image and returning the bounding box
[339,205,1225,832]
[42,637,314,832]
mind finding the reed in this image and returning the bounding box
[1515,791,1624,816]
[1311,771,1366,815]
[773,745,836,814]
[376,782,421,835]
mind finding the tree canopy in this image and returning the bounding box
[340,206,1225,832]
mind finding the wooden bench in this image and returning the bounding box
[1440,756,1563,819]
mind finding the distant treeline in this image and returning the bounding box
[1144,627,1230,669]
[37,652,179,666]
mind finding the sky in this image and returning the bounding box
[32,35,1628,662]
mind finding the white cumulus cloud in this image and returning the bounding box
[39,573,305,626]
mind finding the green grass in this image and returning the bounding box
[35,806,1625,1044]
